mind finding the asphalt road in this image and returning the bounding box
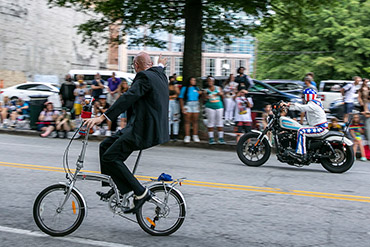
[1,133,370,247]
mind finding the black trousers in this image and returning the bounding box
[99,128,145,196]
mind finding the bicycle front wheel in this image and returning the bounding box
[33,184,86,236]
[136,184,186,236]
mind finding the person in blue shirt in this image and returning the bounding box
[179,77,202,143]
[10,98,29,127]
[305,72,317,88]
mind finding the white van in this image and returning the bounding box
[68,70,135,85]
[318,80,355,110]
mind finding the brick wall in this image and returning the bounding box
[0,0,108,88]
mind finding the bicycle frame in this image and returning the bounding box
[59,123,185,219]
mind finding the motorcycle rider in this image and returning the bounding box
[282,88,329,160]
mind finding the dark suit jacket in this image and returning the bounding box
[104,66,169,149]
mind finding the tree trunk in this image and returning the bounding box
[183,0,203,84]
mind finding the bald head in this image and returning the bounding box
[133,52,153,73]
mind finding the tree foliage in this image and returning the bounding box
[256,0,370,81]
[48,0,332,81]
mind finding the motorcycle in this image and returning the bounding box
[236,101,354,173]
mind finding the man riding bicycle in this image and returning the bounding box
[84,52,169,214]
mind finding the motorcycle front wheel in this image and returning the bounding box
[237,132,271,167]
[320,144,354,173]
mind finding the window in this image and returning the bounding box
[236,59,246,69]
[29,85,53,92]
[127,56,135,73]
[164,59,172,77]
[205,58,215,76]
[17,84,37,90]
[175,57,183,76]
[249,82,273,94]
[221,59,231,76]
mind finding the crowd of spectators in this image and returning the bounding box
[0,66,369,161]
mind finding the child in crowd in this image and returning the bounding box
[328,117,343,132]
[349,114,367,161]
[262,104,272,129]
[234,89,253,142]
[0,96,11,127]
[55,107,72,138]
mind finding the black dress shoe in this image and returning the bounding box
[96,188,114,200]
[124,189,152,214]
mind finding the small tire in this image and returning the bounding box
[321,145,354,173]
[136,184,186,236]
[33,184,85,236]
[237,132,271,167]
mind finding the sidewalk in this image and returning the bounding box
[0,128,237,151]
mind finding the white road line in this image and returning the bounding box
[0,225,133,247]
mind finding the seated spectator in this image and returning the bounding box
[1,96,11,127]
[91,95,112,136]
[349,114,367,161]
[38,102,59,138]
[328,117,343,132]
[10,98,29,127]
[55,107,72,138]
[234,89,253,142]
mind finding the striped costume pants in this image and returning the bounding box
[296,122,329,155]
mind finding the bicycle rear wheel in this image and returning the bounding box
[33,184,86,236]
[136,184,186,236]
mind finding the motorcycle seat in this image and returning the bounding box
[309,131,344,139]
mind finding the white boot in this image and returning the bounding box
[192,135,200,142]
[184,136,191,143]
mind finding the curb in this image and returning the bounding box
[0,129,237,151]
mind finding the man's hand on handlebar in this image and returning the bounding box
[83,115,105,129]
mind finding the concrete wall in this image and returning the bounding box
[0,0,108,87]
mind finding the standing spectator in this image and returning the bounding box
[38,102,59,138]
[305,72,317,88]
[179,77,202,143]
[234,90,253,142]
[59,74,76,113]
[358,78,370,112]
[204,77,225,144]
[169,77,180,141]
[235,67,253,91]
[91,73,105,99]
[118,79,130,130]
[341,76,361,123]
[73,75,89,117]
[349,114,367,161]
[55,107,72,138]
[300,76,318,124]
[223,74,238,126]
[107,72,121,105]
[10,98,29,127]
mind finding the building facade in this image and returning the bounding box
[114,30,255,80]
[0,0,108,87]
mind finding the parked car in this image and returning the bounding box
[318,80,355,111]
[262,79,304,96]
[0,82,61,108]
[329,98,361,120]
[248,80,302,112]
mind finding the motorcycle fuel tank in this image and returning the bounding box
[279,116,302,131]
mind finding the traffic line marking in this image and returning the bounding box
[1,161,370,203]
[0,225,133,247]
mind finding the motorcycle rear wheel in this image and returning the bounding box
[237,132,271,167]
[320,144,354,173]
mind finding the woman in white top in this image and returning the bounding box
[223,74,238,126]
